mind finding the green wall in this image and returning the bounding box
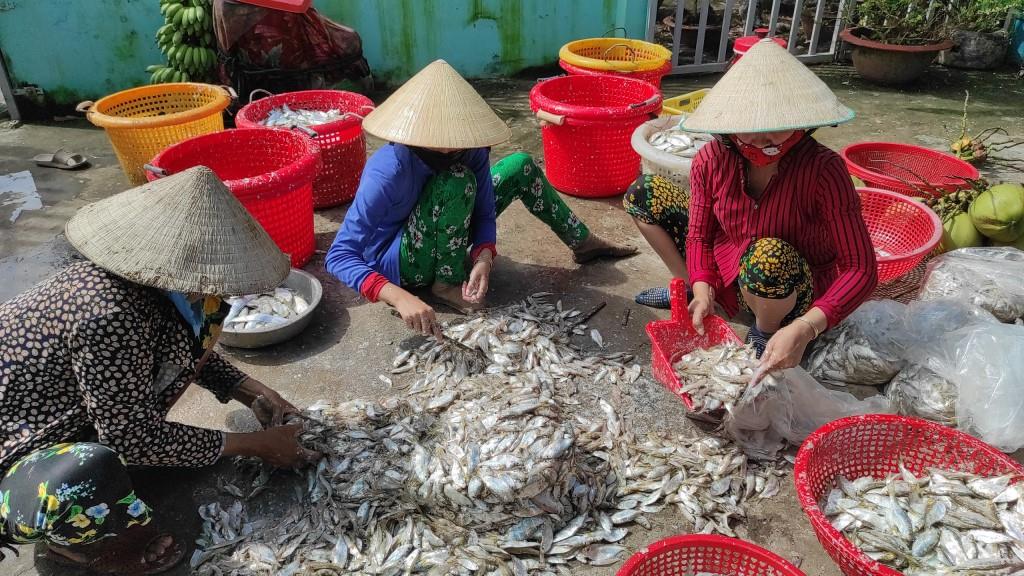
[0,0,648,105]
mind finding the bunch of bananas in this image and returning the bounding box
[147,0,217,84]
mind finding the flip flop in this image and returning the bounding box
[33,148,89,170]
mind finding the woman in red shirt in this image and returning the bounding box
[625,39,877,374]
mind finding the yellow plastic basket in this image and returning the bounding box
[559,38,671,72]
[661,88,710,116]
[81,83,232,185]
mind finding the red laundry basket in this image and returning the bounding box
[794,414,1024,576]
[530,75,662,198]
[147,128,320,267]
[858,187,942,283]
[236,90,374,208]
[646,278,742,411]
[842,142,980,198]
[559,60,673,91]
[618,534,807,576]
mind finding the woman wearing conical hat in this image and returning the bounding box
[326,60,635,337]
[625,40,877,374]
[0,167,318,574]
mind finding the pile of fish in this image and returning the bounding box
[822,466,1024,575]
[260,104,347,129]
[671,343,759,413]
[193,295,786,575]
[224,287,310,332]
[803,319,902,387]
[886,364,958,426]
[646,125,712,159]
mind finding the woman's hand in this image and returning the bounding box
[462,253,492,304]
[395,292,442,338]
[688,282,714,336]
[222,425,320,469]
[236,379,298,428]
[756,321,816,380]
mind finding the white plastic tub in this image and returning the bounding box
[630,114,710,191]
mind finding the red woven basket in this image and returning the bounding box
[646,278,742,410]
[147,128,320,267]
[842,142,980,198]
[794,414,1024,576]
[559,59,672,91]
[529,75,662,198]
[858,187,942,283]
[235,90,374,208]
[618,534,807,576]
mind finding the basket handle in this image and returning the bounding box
[143,164,168,178]
[534,109,565,126]
[630,94,662,110]
[603,26,629,37]
[669,278,690,324]
[602,43,638,62]
[248,88,274,103]
[290,124,319,138]
[75,101,94,113]
[220,85,239,100]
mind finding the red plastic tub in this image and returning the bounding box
[618,534,807,576]
[842,142,980,198]
[147,128,320,267]
[559,59,672,91]
[646,278,742,410]
[236,90,374,208]
[530,75,662,197]
[858,187,942,283]
[794,414,1024,576]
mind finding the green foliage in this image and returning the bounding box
[950,0,1024,33]
[848,0,953,45]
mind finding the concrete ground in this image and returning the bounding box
[2,63,1023,576]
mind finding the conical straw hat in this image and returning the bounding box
[66,166,289,296]
[363,60,511,148]
[682,39,854,134]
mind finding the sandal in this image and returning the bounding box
[46,525,184,576]
[32,148,90,170]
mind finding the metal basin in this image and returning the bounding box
[219,268,322,349]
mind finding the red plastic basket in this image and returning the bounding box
[794,414,1024,576]
[858,187,942,283]
[842,142,980,198]
[618,535,807,576]
[236,90,374,209]
[529,75,662,198]
[559,59,672,91]
[147,128,320,267]
[646,278,742,410]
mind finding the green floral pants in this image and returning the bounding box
[1,443,152,550]
[399,153,589,286]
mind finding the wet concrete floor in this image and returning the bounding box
[2,62,1023,575]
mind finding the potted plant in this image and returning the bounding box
[939,0,1023,69]
[839,0,954,85]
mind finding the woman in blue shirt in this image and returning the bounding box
[327,60,634,336]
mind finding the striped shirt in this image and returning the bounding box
[686,137,878,328]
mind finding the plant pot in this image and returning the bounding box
[938,29,1008,69]
[839,28,953,85]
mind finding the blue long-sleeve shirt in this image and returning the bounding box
[325,143,496,298]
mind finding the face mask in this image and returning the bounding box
[729,131,805,167]
[411,147,469,172]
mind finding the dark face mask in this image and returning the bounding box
[411,147,469,172]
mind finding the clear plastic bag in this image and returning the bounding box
[802,300,907,387]
[724,367,892,460]
[918,247,1024,323]
[886,364,957,426]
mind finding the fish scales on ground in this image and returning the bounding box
[671,343,761,414]
[260,103,348,129]
[822,466,1024,575]
[194,295,785,575]
[224,287,309,332]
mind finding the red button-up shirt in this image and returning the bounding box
[686,137,878,328]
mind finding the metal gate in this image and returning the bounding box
[646,0,853,75]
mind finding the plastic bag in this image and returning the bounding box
[918,247,1024,323]
[886,364,957,426]
[802,300,907,387]
[724,367,892,460]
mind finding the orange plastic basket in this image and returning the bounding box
[83,83,231,185]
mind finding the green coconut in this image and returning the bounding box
[851,175,866,188]
[992,234,1024,251]
[969,182,1024,243]
[940,211,986,252]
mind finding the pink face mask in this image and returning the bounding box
[729,131,805,167]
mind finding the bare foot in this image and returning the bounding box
[430,282,482,314]
[143,534,174,564]
[572,233,638,264]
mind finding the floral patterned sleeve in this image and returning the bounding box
[68,309,224,467]
[196,352,247,404]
